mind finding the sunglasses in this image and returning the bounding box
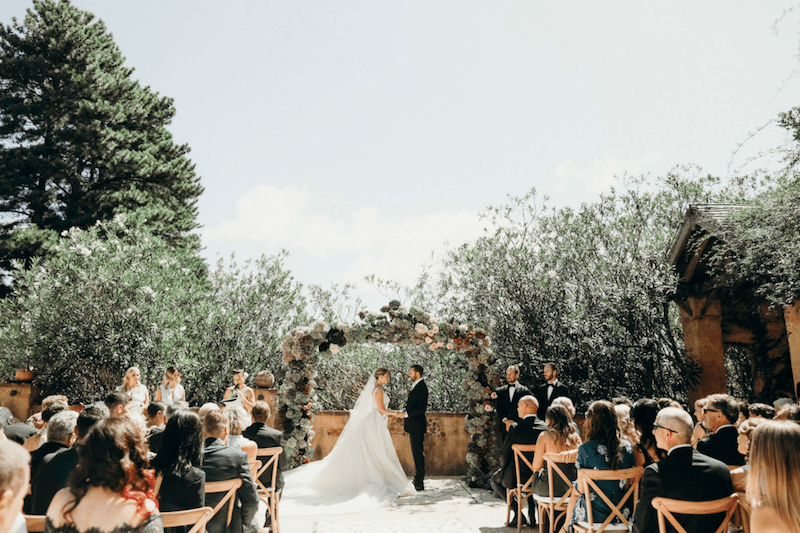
[702,408,721,414]
[653,423,678,433]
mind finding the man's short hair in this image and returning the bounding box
[749,403,776,419]
[104,391,130,412]
[41,401,68,423]
[411,364,424,377]
[774,398,795,410]
[76,403,110,440]
[706,393,740,424]
[657,407,694,443]
[46,410,78,444]
[519,395,539,410]
[198,403,219,420]
[203,409,229,437]
[41,395,69,410]
[506,365,520,375]
[0,440,29,497]
[544,362,557,373]
[147,401,167,419]
[252,401,271,423]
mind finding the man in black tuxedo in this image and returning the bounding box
[631,407,733,533]
[534,362,569,417]
[242,400,286,491]
[202,408,259,533]
[696,393,746,466]
[30,403,108,515]
[490,395,547,526]
[493,365,532,442]
[404,364,428,491]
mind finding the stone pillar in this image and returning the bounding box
[0,382,36,421]
[678,296,727,406]
[784,301,800,399]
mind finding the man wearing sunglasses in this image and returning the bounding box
[696,394,746,466]
[630,407,732,533]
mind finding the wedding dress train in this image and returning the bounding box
[280,373,415,515]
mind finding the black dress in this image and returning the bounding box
[44,514,162,533]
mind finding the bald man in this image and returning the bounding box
[630,407,733,533]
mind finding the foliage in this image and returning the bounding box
[0,0,203,291]
[430,169,753,408]
[277,302,501,485]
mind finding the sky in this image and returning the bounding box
[3,1,800,310]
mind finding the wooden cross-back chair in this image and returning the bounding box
[205,478,243,529]
[505,444,538,533]
[23,515,45,533]
[161,506,214,533]
[572,466,644,533]
[651,494,739,533]
[255,446,283,533]
[533,449,579,533]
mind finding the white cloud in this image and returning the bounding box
[554,152,662,194]
[204,184,488,286]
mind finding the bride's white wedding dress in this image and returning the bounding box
[280,373,415,515]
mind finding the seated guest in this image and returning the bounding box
[631,399,665,466]
[696,393,746,466]
[775,403,800,421]
[29,410,77,480]
[630,407,733,533]
[198,402,219,421]
[551,396,579,435]
[23,398,68,451]
[749,402,776,420]
[691,398,711,446]
[490,395,547,526]
[746,420,800,533]
[46,418,161,532]
[568,400,636,531]
[531,405,581,498]
[773,398,795,411]
[146,402,167,454]
[30,403,109,515]
[0,439,29,533]
[104,391,131,418]
[614,404,638,449]
[731,417,766,492]
[2,416,37,445]
[736,400,750,427]
[224,404,257,462]
[657,397,681,410]
[152,410,205,517]
[202,409,259,533]
[242,401,286,491]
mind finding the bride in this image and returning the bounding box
[280,368,416,514]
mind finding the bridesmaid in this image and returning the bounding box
[154,367,186,406]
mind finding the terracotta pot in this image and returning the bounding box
[255,370,274,388]
[15,368,34,382]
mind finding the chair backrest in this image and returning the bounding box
[161,506,214,533]
[543,449,579,503]
[652,494,739,533]
[577,466,645,532]
[512,444,537,491]
[23,515,46,533]
[255,447,282,493]
[248,459,262,484]
[205,478,243,527]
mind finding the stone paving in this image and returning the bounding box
[279,477,537,533]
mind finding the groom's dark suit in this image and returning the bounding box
[405,378,428,490]
[495,382,532,441]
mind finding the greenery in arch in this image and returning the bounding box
[278,300,502,487]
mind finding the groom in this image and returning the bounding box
[405,364,428,491]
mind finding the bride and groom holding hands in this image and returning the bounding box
[281,364,428,512]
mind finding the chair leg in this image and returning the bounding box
[517,490,523,533]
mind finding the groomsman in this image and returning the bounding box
[534,362,569,416]
[405,364,428,491]
[494,365,531,441]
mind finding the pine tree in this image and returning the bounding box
[0,0,203,291]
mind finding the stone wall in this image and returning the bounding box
[0,382,35,422]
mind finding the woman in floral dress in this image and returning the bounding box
[568,400,636,531]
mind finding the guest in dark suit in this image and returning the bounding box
[631,407,733,533]
[490,395,547,526]
[29,410,76,479]
[30,402,109,515]
[404,364,428,491]
[493,365,532,442]
[242,400,285,492]
[534,362,569,417]
[152,409,205,521]
[202,408,259,533]
[696,393,746,466]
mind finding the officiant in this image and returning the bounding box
[492,365,531,441]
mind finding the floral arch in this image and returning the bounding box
[277,301,502,487]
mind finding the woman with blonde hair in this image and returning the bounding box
[223,404,257,462]
[746,420,800,533]
[117,367,150,414]
[154,367,185,405]
[614,404,638,452]
[531,404,582,497]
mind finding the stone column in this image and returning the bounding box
[784,301,800,399]
[678,296,727,406]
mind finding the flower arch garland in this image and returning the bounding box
[277,301,503,487]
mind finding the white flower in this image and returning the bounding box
[415,323,428,335]
[547,270,557,278]
[141,286,155,296]
[179,326,186,332]
[159,259,167,265]
[78,247,91,256]
[329,344,341,354]
[597,444,608,458]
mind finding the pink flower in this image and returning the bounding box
[484,404,493,412]
[425,336,433,344]
[330,344,341,354]
[446,343,453,350]
[415,323,428,335]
